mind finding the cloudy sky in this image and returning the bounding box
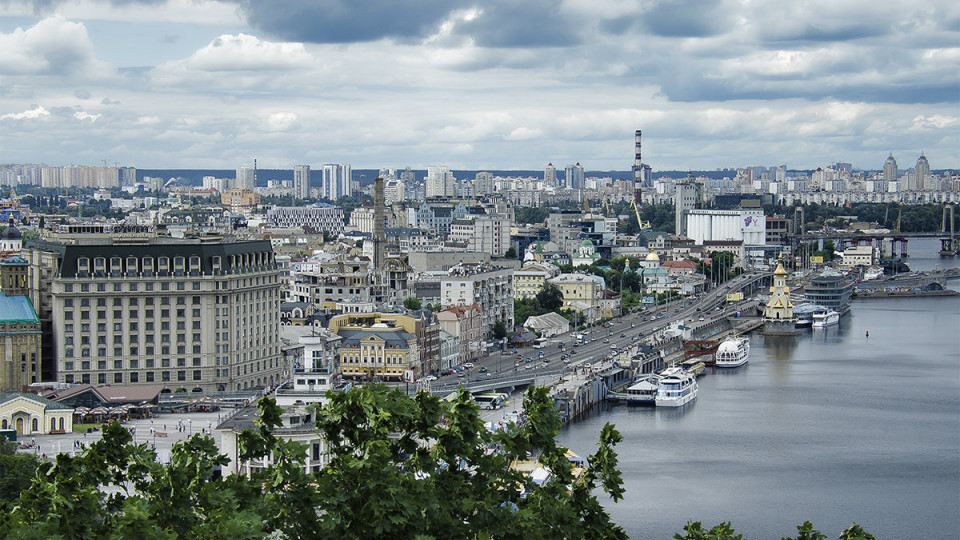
[1,0,958,172]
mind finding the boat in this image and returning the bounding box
[655,367,698,407]
[607,375,659,405]
[812,310,840,328]
[715,336,749,368]
[681,358,706,376]
[794,303,826,327]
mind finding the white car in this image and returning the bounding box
[423,375,438,382]
[463,362,474,369]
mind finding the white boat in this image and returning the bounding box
[812,310,840,328]
[655,367,698,407]
[715,336,749,368]
[607,375,659,405]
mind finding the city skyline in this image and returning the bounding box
[1,1,958,171]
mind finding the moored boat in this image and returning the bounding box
[715,336,749,368]
[681,358,706,376]
[812,310,840,328]
[655,367,698,407]
[607,375,659,405]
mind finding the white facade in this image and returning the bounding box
[267,205,345,235]
[293,165,311,199]
[686,209,766,246]
[235,167,255,190]
[426,166,455,198]
[321,164,352,200]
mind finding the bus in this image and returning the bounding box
[473,392,508,409]
[532,338,548,349]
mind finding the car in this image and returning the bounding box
[478,367,488,373]
[603,338,609,343]
[423,375,437,382]
[525,364,533,370]
[620,333,626,338]
[699,316,705,321]
[463,362,474,368]
[457,372,466,378]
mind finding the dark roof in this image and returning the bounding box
[0,225,21,240]
[25,238,275,278]
[338,328,414,347]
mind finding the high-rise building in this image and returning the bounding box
[564,163,585,190]
[235,167,255,190]
[674,174,703,237]
[293,165,311,199]
[426,166,455,198]
[544,163,557,188]
[474,172,494,196]
[883,154,898,184]
[321,164,351,200]
[23,236,284,392]
[915,153,930,190]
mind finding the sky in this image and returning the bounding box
[0,0,958,172]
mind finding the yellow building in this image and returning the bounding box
[547,273,606,324]
[0,393,73,435]
[220,189,260,212]
[336,324,419,381]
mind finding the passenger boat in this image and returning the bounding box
[655,367,698,407]
[715,336,749,368]
[793,303,825,327]
[681,358,706,376]
[607,375,659,405]
[812,310,840,328]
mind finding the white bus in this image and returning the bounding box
[532,338,548,349]
[473,392,508,409]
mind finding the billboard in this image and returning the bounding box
[642,296,656,304]
[725,292,743,302]
[810,256,824,264]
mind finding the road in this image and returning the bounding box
[429,272,767,394]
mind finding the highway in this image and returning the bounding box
[428,272,768,394]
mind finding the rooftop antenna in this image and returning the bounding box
[253,158,257,188]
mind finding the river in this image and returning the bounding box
[557,238,960,539]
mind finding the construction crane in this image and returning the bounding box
[603,198,613,217]
[582,191,591,214]
[631,199,652,231]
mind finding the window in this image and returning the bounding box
[64,299,74,307]
[130,372,139,383]
[162,358,170,368]
[65,324,73,332]
[82,374,90,384]
[161,371,170,382]
[114,360,123,369]
[177,358,186,367]
[98,373,106,384]
[192,357,201,367]
[81,361,89,370]
[114,283,122,292]
[65,284,73,292]
[130,359,138,369]
[177,370,186,381]
[177,321,185,331]
[146,372,154,382]
[193,370,201,381]
[161,282,170,291]
[146,358,154,368]
[98,360,106,370]
[64,361,74,371]
[114,373,123,383]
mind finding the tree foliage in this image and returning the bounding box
[403,296,422,311]
[2,386,629,539]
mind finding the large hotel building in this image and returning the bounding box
[23,235,284,392]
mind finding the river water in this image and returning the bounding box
[557,238,960,539]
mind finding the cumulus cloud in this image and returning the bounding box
[0,105,51,120]
[74,111,101,121]
[0,16,103,75]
